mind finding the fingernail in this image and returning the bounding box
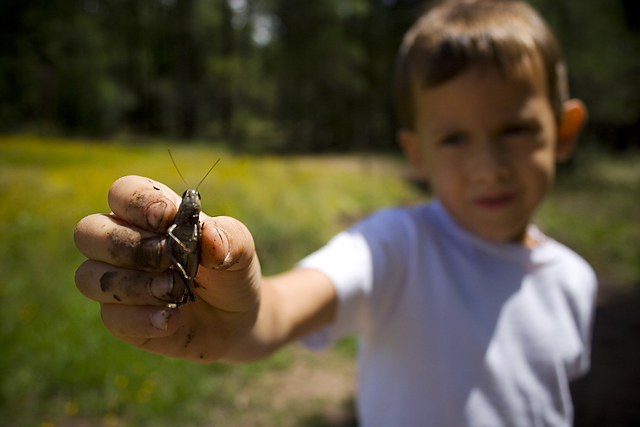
[150,309,170,332]
[146,201,166,231]
[139,236,165,270]
[149,274,174,301]
[217,227,232,268]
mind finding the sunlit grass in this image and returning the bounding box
[0,135,417,427]
[0,136,638,426]
[537,148,640,285]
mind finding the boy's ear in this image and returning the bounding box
[556,99,588,162]
[397,129,427,179]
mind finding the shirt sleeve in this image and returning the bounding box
[568,260,599,380]
[296,230,374,350]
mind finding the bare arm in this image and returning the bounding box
[74,175,337,363]
[221,268,336,363]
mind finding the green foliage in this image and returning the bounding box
[530,0,640,147]
[4,0,637,150]
[536,148,640,285]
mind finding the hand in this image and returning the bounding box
[74,175,261,362]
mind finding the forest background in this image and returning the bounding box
[1,0,639,153]
[1,1,640,426]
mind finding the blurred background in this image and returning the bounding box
[1,0,639,152]
[0,1,639,426]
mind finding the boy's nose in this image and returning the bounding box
[468,141,511,184]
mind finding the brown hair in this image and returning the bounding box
[394,0,568,130]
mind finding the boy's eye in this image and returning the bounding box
[504,126,528,135]
[441,133,467,146]
[502,122,540,137]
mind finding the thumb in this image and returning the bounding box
[195,215,261,313]
[199,215,256,271]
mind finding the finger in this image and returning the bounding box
[75,260,187,305]
[101,304,181,338]
[102,302,238,362]
[74,213,172,271]
[108,175,181,233]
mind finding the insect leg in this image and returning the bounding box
[166,226,197,304]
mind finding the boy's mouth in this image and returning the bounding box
[473,193,515,209]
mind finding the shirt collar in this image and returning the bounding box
[427,199,555,267]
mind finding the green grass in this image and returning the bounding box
[0,136,416,427]
[536,149,640,286]
[0,136,638,426]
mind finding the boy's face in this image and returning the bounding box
[399,57,583,246]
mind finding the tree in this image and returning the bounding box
[1,0,637,151]
[531,0,640,149]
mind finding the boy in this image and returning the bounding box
[74,0,597,425]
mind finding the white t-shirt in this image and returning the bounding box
[298,200,597,427]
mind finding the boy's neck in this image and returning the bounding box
[522,230,540,249]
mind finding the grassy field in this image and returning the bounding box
[0,136,416,427]
[538,152,640,287]
[0,136,638,427]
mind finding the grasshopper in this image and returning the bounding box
[166,150,220,306]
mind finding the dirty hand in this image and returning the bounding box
[74,175,260,362]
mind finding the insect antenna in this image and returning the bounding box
[168,149,189,188]
[196,158,221,191]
